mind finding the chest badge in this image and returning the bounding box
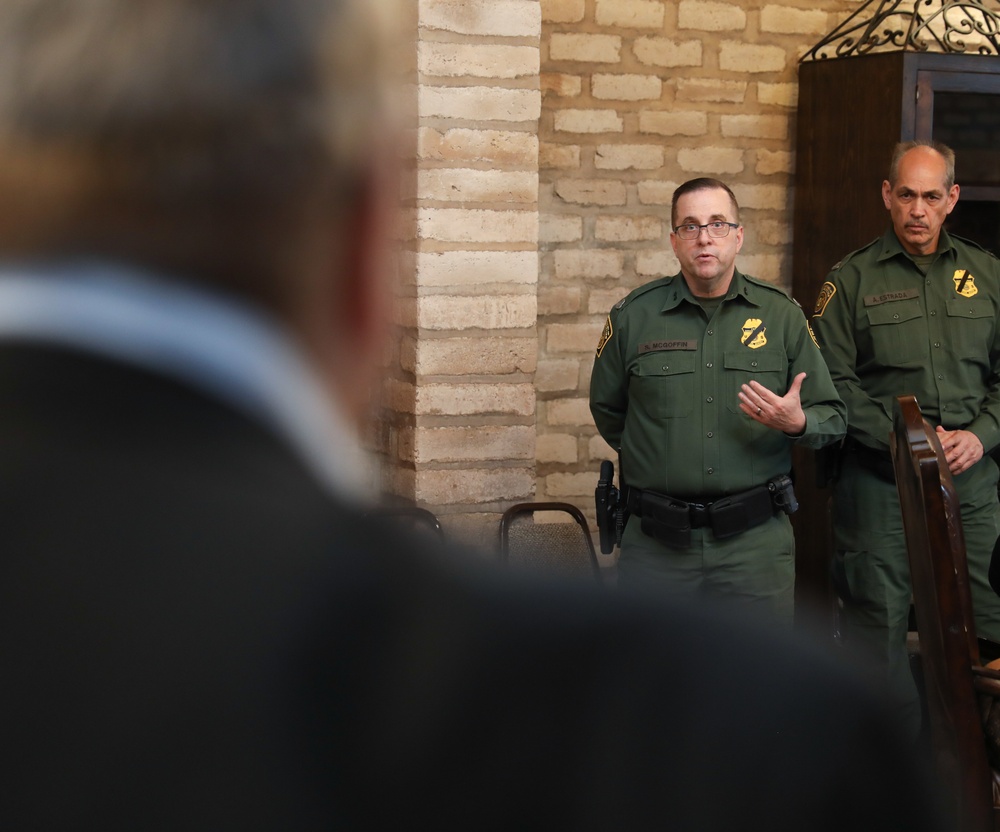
[741,318,767,349]
[953,269,978,298]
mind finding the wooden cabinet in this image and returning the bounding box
[791,52,1000,621]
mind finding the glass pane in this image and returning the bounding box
[947,199,999,256]
[933,92,1000,187]
[934,92,1000,254]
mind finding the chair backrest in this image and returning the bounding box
[498,502,602,581]
[891,394,994,832]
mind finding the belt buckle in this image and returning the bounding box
[689,502,709,528]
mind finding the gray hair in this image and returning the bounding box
[888,140,956,190]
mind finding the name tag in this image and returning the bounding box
[639,340,697,354]
[863,288,919,307]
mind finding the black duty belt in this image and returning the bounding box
[625,477,794,550]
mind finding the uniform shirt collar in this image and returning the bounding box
[877,226,957,264]
[0,260,375,505]
[661,268,760,312]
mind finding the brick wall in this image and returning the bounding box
[381,0,866,550]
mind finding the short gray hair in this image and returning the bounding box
[888,140,956,190]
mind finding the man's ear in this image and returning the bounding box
[881,179,892,210]
[946,183,960,216]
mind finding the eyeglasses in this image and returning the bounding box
[673,221,740,240]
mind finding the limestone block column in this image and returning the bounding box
[381,0,542,547]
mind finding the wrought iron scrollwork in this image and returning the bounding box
[801,0,1000,61]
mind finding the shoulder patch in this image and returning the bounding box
[595,316,613,358]
[807,320,820,348]
[813,281,836,317]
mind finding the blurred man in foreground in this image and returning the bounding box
[0,1,947,829]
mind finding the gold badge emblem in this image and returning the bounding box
[813,281,836,317]
[596,316,613,358]
[741,318,767,349]
[953,269,978,298]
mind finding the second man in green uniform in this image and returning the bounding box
[811,141,1000,738]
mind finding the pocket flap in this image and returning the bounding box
[866,300,922,326]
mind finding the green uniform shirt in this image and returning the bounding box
[589,269,846,498]
[811,227,1000,454]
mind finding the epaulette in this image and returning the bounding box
[612,275,675,311]
[950,233,1000,262]
[829,237,880,271]
[743,272,794,301]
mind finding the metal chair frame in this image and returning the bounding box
[498,501,602,580]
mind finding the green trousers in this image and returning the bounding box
[618,511,795,625]
[832,452,1000,740]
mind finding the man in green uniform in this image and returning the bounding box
[811,141,1000,738]
[590,178,846,623]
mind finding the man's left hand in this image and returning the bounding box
[935,426,983,476]
[739,372,807,435]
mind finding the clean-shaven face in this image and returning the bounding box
[670,187,744,298]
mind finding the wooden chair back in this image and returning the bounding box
[891,394,997,832]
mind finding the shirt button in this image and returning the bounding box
[706,362,713,368]
[707,468,714,475]
[934,342,941,348]
[662,365,668,371]
[893,314,899,320]
[938,374,944,380]
[707,396,714,403]
[707,330,714,336]
[930,311,937,317]
[707,432,714,438]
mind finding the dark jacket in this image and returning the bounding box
[0,344,944,830]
